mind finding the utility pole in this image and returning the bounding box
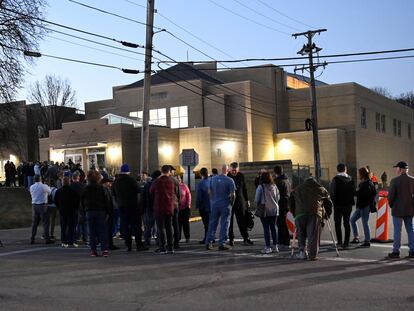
[140,0,155,173]
[293,29,327,181]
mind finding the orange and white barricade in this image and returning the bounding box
[371,190,393,243]
[286,211,296,235]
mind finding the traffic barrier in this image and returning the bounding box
[371,190,393,243]
[286,211,296,235]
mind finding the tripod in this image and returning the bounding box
[290,214,340,258]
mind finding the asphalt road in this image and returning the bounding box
[0,217,413,311]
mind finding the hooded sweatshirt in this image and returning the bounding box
[330,173,355,207]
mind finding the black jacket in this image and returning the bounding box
[80,183,111,214]
[275,174,291,214]
[142,180,155,214]
[55,185,79,216]
[112,174,141,212]
[356,179,376,209]
[227,172,249,209]
[330,174,355,207]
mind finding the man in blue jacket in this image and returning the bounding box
[196,167,211,244]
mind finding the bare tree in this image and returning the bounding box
[370,86,393,99]
[395,91,414,109]
[28,74,77,136]
[0,0,47,103]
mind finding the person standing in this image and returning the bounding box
[227,162,253,246]
[26,162,35,188]
[330,164,355,249]
[177,175,191,243]
[254,172,280,254]
[4,160,10,187]
[196,168,211,244]
[206,164,236,251]
[30,175,53,244]
[350,167,377,247]
[289,177,332,260]
[80,170,111,257]
[70,171,87,244]
[102,178,119,250]
[9,161,16,187]
[142,170,161,246]
[150,165,180,254]
[387,161,414,259]
[47,184,58,241]
[55,176,79,247]
[273,165,291,249]
[112,164,148,252]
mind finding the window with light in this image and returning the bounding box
[170,106,188,129]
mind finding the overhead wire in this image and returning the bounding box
[1,6,144,48]
[159,47,414,64]
[206,0,291,35]
[232,0,300,31]
[2,43,143,73]
[256,0,315,29]
[46,34,145,61]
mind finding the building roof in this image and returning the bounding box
[119,63,223,90]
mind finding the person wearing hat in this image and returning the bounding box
[387,161,414,259]
[112,164,148,252]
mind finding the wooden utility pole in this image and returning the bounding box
[293,29,327,181]
[140,0,155,173]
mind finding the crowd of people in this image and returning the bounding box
[5,157,414,260]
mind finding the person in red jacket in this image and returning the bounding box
[150,165,180,254]
[177,175,191,243]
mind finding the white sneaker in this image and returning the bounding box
[261,247,272,254]
[61,243,68,248]
[272,245,279,253]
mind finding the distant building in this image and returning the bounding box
[0,101,83,180]
[39,63,414,181]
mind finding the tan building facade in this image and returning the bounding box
[39,63,413,182]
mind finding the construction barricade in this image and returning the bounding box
[371,190,393,243]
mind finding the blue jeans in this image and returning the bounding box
[87,211,108,252]
[112,208,120,237]
[351,206,371,242]
[392,216,414,253]
[206,205,231,246]
[27,176,34,189]
[261,216,278,247]
[144,211,157,244]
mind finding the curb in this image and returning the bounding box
[189,216,202,223]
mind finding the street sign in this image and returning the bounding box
[179,149,199,167]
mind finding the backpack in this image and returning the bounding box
[48,187,57,206]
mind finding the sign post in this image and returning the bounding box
[179,149,199,191]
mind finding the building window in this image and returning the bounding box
[381,114,386,133]
[150,108,167,126]
[360,107,366,128]
[398,120,402,137]
[129,111,143,119]
[393,119,397,136]
[375,113,380,132]
[129,109,167,126]
[170,106,188,129]
[408,124,412,140]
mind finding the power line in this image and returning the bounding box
[1,6,144,48]
[2,44,143,73]
[159,47,414,64]
[123,0,146,9]
[232,0,300,31]
[68,0,164,31]
[206,0,291,35]
[43,27,148,58]
[155,65,275,121]
[46,34,145,62]
[156,11,237,61]
[256,0,315,29]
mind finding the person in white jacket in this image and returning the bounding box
[255,171,280,254]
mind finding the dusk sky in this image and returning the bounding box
[16,0,414,109]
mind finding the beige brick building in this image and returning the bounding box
[39,63,414,181]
